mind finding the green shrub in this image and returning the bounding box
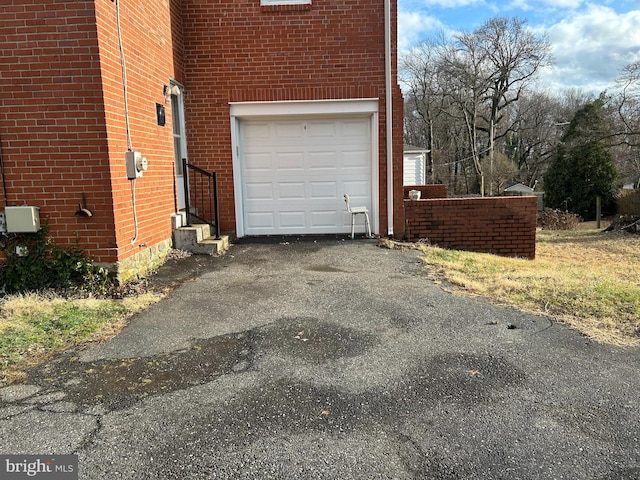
[543,99,618,220]
[0,225,112,295]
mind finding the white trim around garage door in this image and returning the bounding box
[230,99,380,238]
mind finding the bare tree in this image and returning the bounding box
[507,91,566,187]
[615,61,640,141]
[480,151,519,194]
[440,29,493,193]
[400,17,553,195]
[612,61,640,186]
[400,36,449,182]
[472,17,553,194]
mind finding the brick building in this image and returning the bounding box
[0,0,404,282]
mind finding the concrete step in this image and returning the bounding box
[185,235,230,256]
[171,211,230,256]
[173,222,230,256]
[174,223,212,244]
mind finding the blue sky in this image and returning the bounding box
[398,0,640,94]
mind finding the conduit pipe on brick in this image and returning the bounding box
[0,135,7,207]
[115,0,139,246]
[384,0,394,236]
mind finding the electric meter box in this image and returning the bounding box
[126,151,148,179]
[5,206,41,233]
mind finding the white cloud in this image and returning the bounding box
[397,0,640,93]
[539,5,640,93]
[499,0,585,20]
[532,0,584,8]
[398,11,448,53]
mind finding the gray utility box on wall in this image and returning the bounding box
[5,206,41,233]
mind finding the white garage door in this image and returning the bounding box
[239,117,372,236]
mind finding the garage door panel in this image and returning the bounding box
[243,123,271,140]
[245,182,274,200]
[275,122,305,140]
[278,182,306,199]
[308,121,337,138]
[240,116,372,235]
[246,211,275,230]
[342,150,370,168]
[279,211,306,229]
[275,152,305,171]
[342,119,369,137]
[342,180,370,199]
[308,151,338,170]
[309,181,337,199]
[244,152,272,172]
[309,210,338,228]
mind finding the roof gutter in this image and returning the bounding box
[384,0,394,236]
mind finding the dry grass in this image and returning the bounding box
[0,291,164,383]
[415,229,640,346]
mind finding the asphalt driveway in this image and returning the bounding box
[1,239,639,479]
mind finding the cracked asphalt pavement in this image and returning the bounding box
[1,239,639,479]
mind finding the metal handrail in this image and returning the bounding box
[182,158,221,239]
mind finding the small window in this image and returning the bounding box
[260,0,311,5]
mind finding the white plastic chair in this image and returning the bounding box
[344,194,372,239]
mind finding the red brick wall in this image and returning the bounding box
[180,0,404,236]
[0,0,177,265]
[0,1,115,260]
[95,0,176,262]
[170,0,185,85]
[403,185,447,199]
[404,196,537,259]
[391,82,405,237]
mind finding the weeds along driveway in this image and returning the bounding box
[1,239,639,479]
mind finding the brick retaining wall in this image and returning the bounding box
[403,185,447,199]
[404,196,537,259]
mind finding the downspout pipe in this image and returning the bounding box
[384,0,394,236]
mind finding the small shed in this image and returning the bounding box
[403,145,430,186]
[504,183,534,195]
[504,183,544,211]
